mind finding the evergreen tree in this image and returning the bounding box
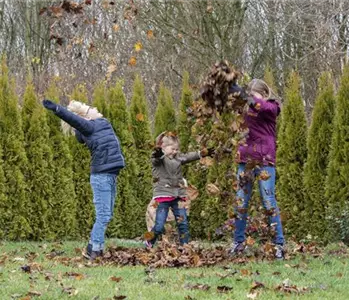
[104,80,140,238]
[303,72,335,240]
[92,81,108,117]
[0,58,31,239]
[0,148,7,239]
[129,75,153,234]
[325,65,349,242]
[25,104,54,240]
[154,83,176,137]
[177,71,194,152]
[276,71,307,238]
[45,81,77,239]
[69,84,94,238]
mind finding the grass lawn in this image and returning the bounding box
[0,239,348,300]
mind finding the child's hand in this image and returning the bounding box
[152,147,164,158]
[200,147,215,157]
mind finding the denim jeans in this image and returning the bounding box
[233,163,284,245]
[90,173,117,251]
[151,198,190,245]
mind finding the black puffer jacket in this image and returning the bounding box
[54,105,125,174]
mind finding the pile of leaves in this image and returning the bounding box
[102,238,228,268]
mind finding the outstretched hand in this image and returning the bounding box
[42,99,57,111]
[200,147,215,157]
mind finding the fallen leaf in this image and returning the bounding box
[247,292,258,299]
[240,269,251,276]
[113,296,127,300]
[217,285,233,293]
[110,276,122,282]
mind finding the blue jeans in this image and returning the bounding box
[234,163,284,245]
[151,198,190,245]
[90,173,117,251]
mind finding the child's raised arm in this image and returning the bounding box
[178,148,215,165]
[43,99,94,136]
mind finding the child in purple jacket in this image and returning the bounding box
[229,79,285,259]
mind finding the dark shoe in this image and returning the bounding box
[274,244,284,260]
[229,242,245,255]
[82,243,103,260]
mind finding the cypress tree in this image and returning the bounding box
[154,83,176,137]
[325,65,349,242]
[69,84,94,238]
[303,72,335,240]
[104,80,140,238]
[276,71,307,238]
[0,58,31,240]
[0,149,7,239]
[24,103,54,240]
[45,81,77,239]
[177,71,194,152]
[129,75,153,234]
[92,81,108,117]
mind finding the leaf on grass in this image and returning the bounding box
[113,24,120,32]
[240,269,251,276]
[27,291,42,297]
[64,272,84,280]
[247,292,259,299]
[110,276,122,282]
[217,286,233,293]
[250,281,265,291]
[184,283,210,291]
[113,296,127,300]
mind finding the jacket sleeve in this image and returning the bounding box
[178,151,201,165]
[54,105,94,136]
[75,130,85,144]
[250,97,280,121]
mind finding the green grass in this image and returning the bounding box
[0,239,348,299]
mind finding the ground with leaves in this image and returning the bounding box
[0,239,348,300]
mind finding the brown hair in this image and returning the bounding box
[155,131,179,147]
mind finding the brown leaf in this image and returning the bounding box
[246,236,256,246]
[251,281,265,291]
[113,296,127,300]
[205,183,220,196]
[184,283,210,291]
[113,24,120,32]
[129,56,137,66]
[240,269,251,276]
[110,276,122,282]
[147,30,154,39]
[217,286,233,293]
[27,291,42,297]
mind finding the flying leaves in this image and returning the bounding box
[134,41,143,52]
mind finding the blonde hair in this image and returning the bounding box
[61,100,91,135]
[247,79,271,99]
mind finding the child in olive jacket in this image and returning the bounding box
[145,132,214,247]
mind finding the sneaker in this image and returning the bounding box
[144,240,153,249]
[229,241,245,255]
[274,244,284,260]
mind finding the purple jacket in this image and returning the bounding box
[237,97,280,166]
